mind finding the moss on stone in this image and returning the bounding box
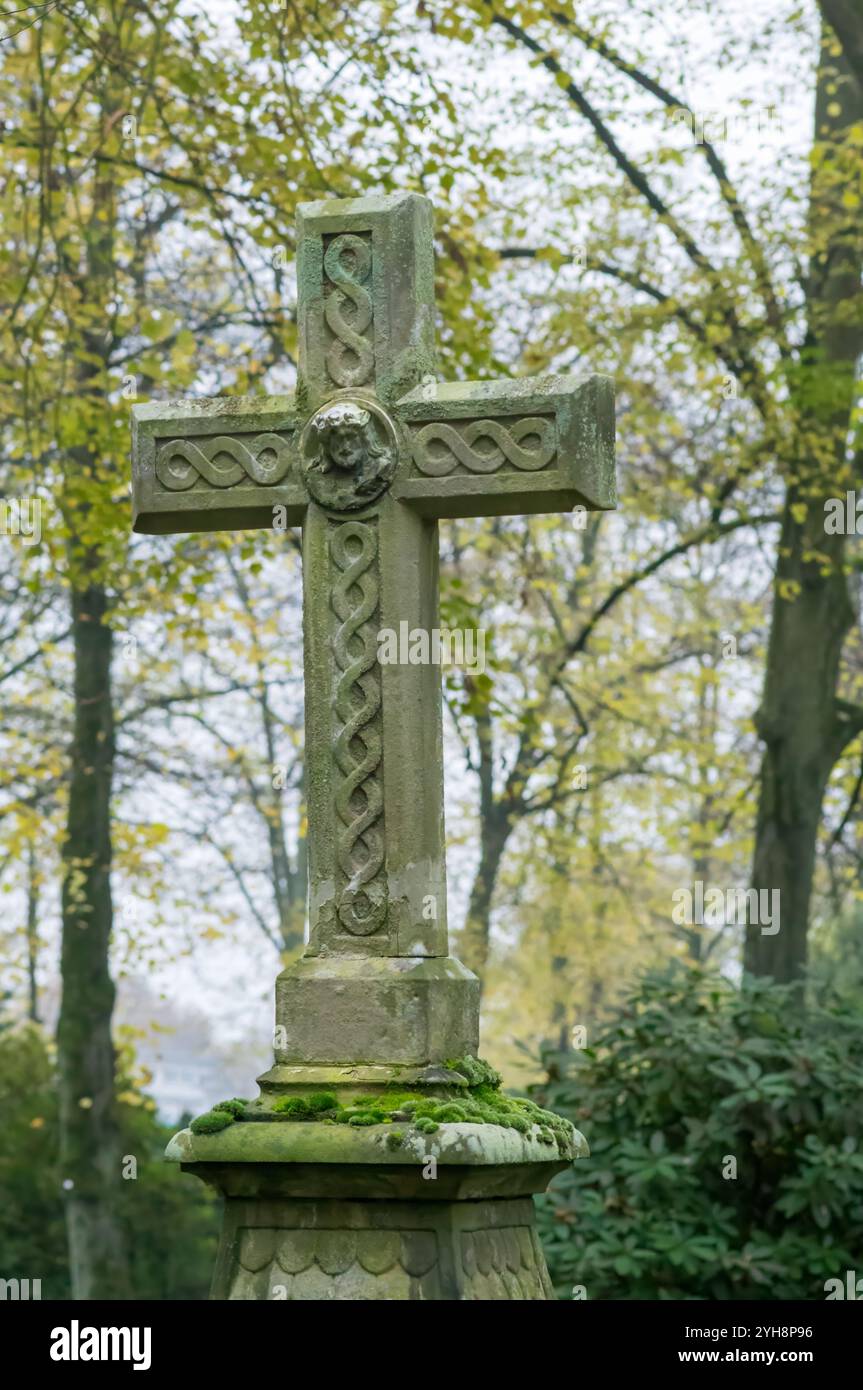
[272,1096,312,1118]
[212,1098,247,1118]
[443,1055,502,1089]
[190,1109,235,1135]
[193,1056,574,1154]
[305,1091,339,1114]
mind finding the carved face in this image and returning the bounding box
[301,396,399,511]
[325,422,366,473]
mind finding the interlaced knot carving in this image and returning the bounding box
[331,520,386,936]
[155,433,292,489]
[324,234,375,388]
[410,416,556,476]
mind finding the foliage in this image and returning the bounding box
[531,967,863,1300]
[0,1023,218,1300]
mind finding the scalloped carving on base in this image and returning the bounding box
[212,1196,555,1301]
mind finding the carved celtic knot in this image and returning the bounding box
[324,234,375,389]
[155,433,293,490]
[410,416,556,476]
[331,520,386,936]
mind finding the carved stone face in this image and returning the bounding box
[324,422,366,474]
[300,397,400,512]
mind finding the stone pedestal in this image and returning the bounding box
[168,1121,585,1301]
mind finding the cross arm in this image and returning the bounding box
[392,373,615,520]
[131,394,306,534]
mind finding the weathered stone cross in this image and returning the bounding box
[132,192,614,1084]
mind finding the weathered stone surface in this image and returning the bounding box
[295,191,437,412]
[272,954,478,1066]
[394,373,615,518]
[167,1117,587,1174]
[213,1191,557,1301]
[131,394,303,535]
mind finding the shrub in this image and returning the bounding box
[530,965,863,1300]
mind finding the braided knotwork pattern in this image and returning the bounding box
[155,433,292,490]
[410,416,556,476]
[330,520,386,936]
[324,234,375,388]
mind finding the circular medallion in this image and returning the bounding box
[299,396,399,511]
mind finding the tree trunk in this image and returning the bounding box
[459,700,512,980]
[747,499,854,978]
[57,578,130,1299]
[746,27,863,980]
[26,841,39,1024]
[460,808,511,980]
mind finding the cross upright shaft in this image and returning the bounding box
[132,191,615,1081]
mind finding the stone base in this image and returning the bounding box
[211,1194,553,1300]
[271,954,479,1068]
[167,1120,586,1301]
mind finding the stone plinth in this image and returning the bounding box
[271,955,479,1069]
[168,1122,585,1300]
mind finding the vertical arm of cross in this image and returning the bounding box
[294,194,453,963]
[296,192,437,411]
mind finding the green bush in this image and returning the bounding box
[530,966,863,1300]
[0,1022,218,1299]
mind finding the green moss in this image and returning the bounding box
[190,1109,235,1135]
[212,1098,247,1118]
[304,1091,338,1114]
[272,1096,312,1118]
[432,1103,469,1123]
[190,1055,574,1153]
[444,1055,502,1089]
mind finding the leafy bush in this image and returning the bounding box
[530,966,863,1300]
[0,1022,218,1299]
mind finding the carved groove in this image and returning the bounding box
[410,417,556,476]
[155,433,293,490]
[330,519,385,936]
[324,233,375,388]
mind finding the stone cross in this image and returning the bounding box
[132,192,614,1083]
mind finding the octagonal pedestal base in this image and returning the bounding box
[167,1120,585,1301]
[212,1194,554,1300]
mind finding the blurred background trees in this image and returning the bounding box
[0,0,861,1298]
